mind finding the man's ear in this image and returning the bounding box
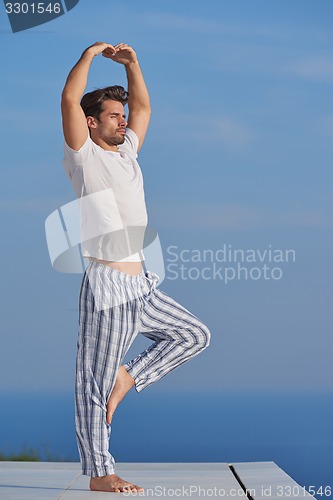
[87,116,98,129]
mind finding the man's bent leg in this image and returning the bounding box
[124,281,211,393]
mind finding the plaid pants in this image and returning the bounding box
[75,261,211,477]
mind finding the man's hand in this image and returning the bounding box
[83,41,116,59]
[102,43,138,66]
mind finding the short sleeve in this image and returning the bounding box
[63,135,92,180]
[118,128,139,158]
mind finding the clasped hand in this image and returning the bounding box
[85,41,137,65]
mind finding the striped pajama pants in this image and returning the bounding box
[75,261,211,477]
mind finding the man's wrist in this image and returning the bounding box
[125,59,139,68]
[81,47,98,61]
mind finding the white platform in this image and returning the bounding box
[0,461,316,499]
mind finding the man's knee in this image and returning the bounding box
[198,322,211,350]
[188,321,211,352]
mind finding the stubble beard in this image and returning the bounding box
[109,135,126,146]
[99,124,125,146]
[100,130,126,147]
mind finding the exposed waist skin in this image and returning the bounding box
[88,257,143,276]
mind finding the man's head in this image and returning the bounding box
[80,86,129,147]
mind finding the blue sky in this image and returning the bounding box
[0,0,332,395]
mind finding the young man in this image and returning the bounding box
[61,42,211,493]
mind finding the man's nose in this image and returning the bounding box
[119,118,127,127]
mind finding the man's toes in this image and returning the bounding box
[123,482,139,492]
[133,484,144,491]
[120,485,134,493]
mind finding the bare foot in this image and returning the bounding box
[106,365,135,425]
[90,473,144,493]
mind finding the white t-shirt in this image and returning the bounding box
[63,128,148,262]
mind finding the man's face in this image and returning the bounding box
[89,100,127,147]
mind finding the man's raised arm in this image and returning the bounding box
[61,42,115,151]
[103,43,151,151]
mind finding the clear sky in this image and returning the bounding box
[0,0,332,395]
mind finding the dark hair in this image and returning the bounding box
[80,85,129,120]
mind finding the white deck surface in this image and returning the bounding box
[0,461,316,499]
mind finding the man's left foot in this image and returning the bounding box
[90,473,144,493]
[106,365,135,425]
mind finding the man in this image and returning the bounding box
[61,42,211,493]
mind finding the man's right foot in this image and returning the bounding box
[106,365,135,425]
[90,473,144,493]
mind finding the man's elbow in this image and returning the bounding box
[61,90,81,108]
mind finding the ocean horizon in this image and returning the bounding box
[0,391,332,492]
